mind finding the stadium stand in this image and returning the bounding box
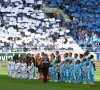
[0,0,99,52]
[0,0,78,52]
[47,0,100,52]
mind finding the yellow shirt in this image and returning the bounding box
[65,18,69,22]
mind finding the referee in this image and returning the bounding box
[41,54,50,83]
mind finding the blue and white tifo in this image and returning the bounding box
[0,0,100,53]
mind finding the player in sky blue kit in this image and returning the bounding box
[49,66,53,81]
[64,60,69,82]
[84,63,90,84]
[69,60,74,83]
[84,51,91,63]
[79,54,84,62]
[59,61,65,82]
[54,63,59,82]
[74,53,79,63]
[82,58,87,83]
[68,53,74,61]
[52,65,55,81]
[74,53,79,79]
[75,61,78,83]
[79,54,84,80]
[89,55,95,84]
[76,60,82,83]
[64,53,69,61]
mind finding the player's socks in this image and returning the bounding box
[91,82,95,84]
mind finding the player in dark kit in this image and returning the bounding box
[41,54,50,83]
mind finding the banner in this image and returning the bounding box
[94,52,100,61]
[0,52,99,61]
[0,53,26,61]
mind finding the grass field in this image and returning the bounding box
[0,69,100,90]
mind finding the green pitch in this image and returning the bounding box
[0,69,100,90]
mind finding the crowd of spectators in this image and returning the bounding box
[48,0,100,52]
[0,0,73,52]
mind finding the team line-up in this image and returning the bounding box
[7,51,96,84]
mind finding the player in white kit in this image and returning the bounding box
[27,62,34,79]
[30,60,34,79]
[7,59,11,78]
[27,63,31,79]
[15,60,21,78]
[20,61,27,79]
[11,59,15,78]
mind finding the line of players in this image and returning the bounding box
[8,59,34,79]
[7,51,96,84]
[49,52,95,84]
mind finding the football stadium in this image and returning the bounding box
[0,0,100,90]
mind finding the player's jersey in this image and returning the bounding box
[15,62,21,73]
[21,63,27,73]
[31,63,34,73]
[55,66,59,73]
[11,61,15,70]
[8,61,11,72]
[85,54,91,63]
[60,64,64,74]
[89,59,94,75]
[74,58,79,63]
[51,66,55,74]
[79,58,83,62]
[64,57,69,61]
[48,67,52,74]
[69,63,74,74]
[64,63,69,70]
[68,56,74,61]
[27,66,31,73]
